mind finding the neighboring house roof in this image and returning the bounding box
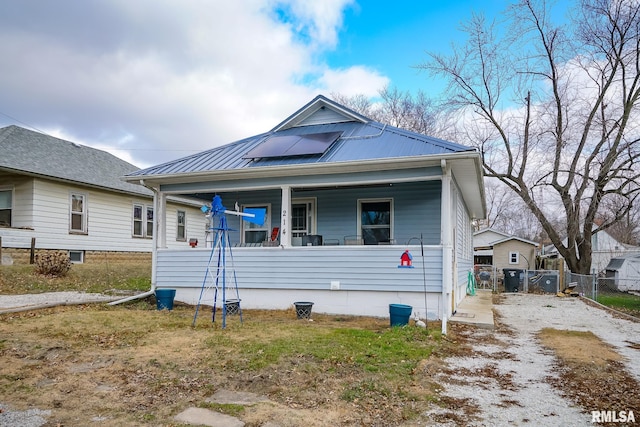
[473,228,511,238]
[473,228,512,248]
[0,125,150,196]
[125,95,486,218]
[544,228,640,255]
[491,236,538,247]
[606,252,640,268]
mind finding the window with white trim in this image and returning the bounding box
[0,188,12,227]
[70,193,87,233]
[358,198,393,245]
[177,210,186,241]
[133,203,153,238]
[241,204,270,244]
[69,250,84,263]
[509,251,519,264]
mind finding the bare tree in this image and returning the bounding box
[600,191,640,245]
[331,86,436,135]
[425,0,640,274]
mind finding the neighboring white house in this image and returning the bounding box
[122,95,487,332]
[604,254,640,292]
[543,228,640,274]
[0,125,206,263]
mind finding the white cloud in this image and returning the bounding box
[0,0,387,167]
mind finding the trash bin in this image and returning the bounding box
[389,303,412,327]
[155,289,176,310]
[502,269,523,292]
[293,301,314,319]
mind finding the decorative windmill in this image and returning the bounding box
[192,195,266,328]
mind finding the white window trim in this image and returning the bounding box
[176,209,186,241]
[509,251,520,265]
[69,250,84,264]
[357,198,394,245]
[0,186,13,227]
[241,203,271,244]
[69,192,88,234]
[291,197,317,237]
[133,203,154,238]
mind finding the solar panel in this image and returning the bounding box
[243,131,342,159]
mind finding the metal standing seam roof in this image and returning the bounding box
[126,120,476,178]
[0,125,151,196]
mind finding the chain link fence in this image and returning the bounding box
[475,265,560,293]
[564,272,596,299]
[565,272,640,298]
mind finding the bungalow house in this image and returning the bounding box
[0,125,206,264]
[123,95,486,332]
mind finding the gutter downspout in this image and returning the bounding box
[109,179,158,306]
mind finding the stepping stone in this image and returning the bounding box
[206,389,270,405]
[174,407,244,427]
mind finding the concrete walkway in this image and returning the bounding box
[450,289,494,329]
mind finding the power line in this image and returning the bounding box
[0,110,49,135]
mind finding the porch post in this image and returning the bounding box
[280,185,291,247]
[441,160,453,335]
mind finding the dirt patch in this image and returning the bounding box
[538,328,622,365]
[538,328,640,426]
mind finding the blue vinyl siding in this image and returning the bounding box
[156,246,443,293]
[211,180,441,246]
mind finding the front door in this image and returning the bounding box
[291,198,316,244]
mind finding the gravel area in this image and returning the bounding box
[427,293,640,426]
[0,291,119,313]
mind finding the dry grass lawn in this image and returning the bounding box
[0,298,445,426]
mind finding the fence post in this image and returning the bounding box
[30,237,36,264]
[592,274,597,301]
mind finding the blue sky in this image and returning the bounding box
[0,0,514,167]
[325,1,504,94]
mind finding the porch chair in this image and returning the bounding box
[263,227,280,247]
[343,235,363,245]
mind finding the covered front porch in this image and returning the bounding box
[142,157,468,333]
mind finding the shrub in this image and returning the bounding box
[35,252,72,277]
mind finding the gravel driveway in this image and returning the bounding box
[427,293,640,426]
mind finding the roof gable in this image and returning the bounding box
[473,228,511,247]
[272,95,370,132]
[492,236,538,247]
[0,125,149,196]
